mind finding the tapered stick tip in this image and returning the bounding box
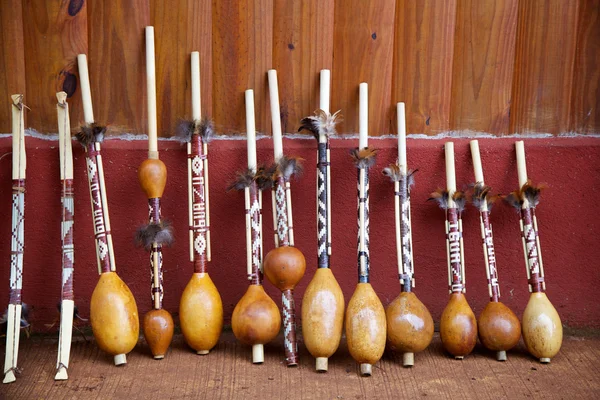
[360,363,372,376]
[3,370,16,384]
[252,344,264,364]
[316,357,328,372]
[496,351,507,361]
[54,367,68,380]
[403,352,415,367]
[114,354,127,366]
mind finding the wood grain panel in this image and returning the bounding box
[213,0,273,135]
[570,0,600,134]
[392,0,457,135]
[0,0,26,132]
[273,0,334,133]
[22,0,86,132]
[331,0,396,136]
[509,0,579,134]
[151,0,212,137]
[87,0,150,133]
[450,0,517,134]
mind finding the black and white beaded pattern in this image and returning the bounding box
[398,174,414,289]
[317,143,329,268]
[357,169,371,283]
[9,184,25,305]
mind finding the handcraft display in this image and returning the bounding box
[3,94,27,384]
[344,83,387,377]
[230,89,281,364]
[178,51,223,355]
[76,54,139,366]
[136,26,175,359]
[55,92,76,380]
[433,142,478,359]
[384,103,434,367]
[506,141,562,363]
[470,140,521,361]
[299,69,345,373]
[263,69,306,367]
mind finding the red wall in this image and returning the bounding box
[0,136,598,331]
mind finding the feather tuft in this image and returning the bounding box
[350,147,377,169]
[503,180,546,210]
[453,191,467,213]
[504,190,523,210]
[228,168,273,191]
[383,164,416,188]
[470,182,500,212]
[255,166,274,190]
[299,109,342,139]
[197,117,215,141]
[175,119,195,143]
[228,169,255,191]
[522,180,546,207]
[429,188,449,209]
[76,123,106,147]
[276,155,303,181]
[135,221,174,250]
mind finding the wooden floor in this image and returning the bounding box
[1,331,599,399]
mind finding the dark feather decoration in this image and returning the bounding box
[135,221,174,250]
[383,164,417,188]
[453,191,467,213]
[255,166,275,191]
[175,119,195,143]
[504,190,523,210]
[228,169,255,191]
[350,147,378,169]
[276,155,303,181]
[228,167,274,192]
[522,181,546,207]
[503,180,546,210]
[76,123,106,147]
[175,117,215,143]
[470,182,499,211]
[298,109,342,139]
[429,188,450,209]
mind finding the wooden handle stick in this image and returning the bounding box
[145,26,158,159]
[77,55,94,124]
[268,70,283,161]
[445,142,456,207]
[515,141,529,207]
[359,83,368,149]
[397,102,407,173]
[245,90,257,172]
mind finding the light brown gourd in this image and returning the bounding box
[143,309,174,359]
[232,285,281,347]
[138,159,167,198]
[478,301,521,360]
[302,268,345,371]
[263,247,306,291]
[386,292,434,364]
[345,283,387,375]
[522,292,562,362]
[180,273,223,353]
[90,272,139,360]
[440,293,478,358]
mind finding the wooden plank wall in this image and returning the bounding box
[0,0,598,136]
